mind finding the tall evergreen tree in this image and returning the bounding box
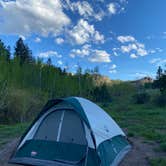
[0,40,11,62]
[156,66,163,80]
[47,57,52,66]
[14,38,33,65]
[6,46,11,62]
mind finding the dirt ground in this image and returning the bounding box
[0,137,165,166]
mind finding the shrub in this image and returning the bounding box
[149,158,166,166]
[154,94,166,107]
[0,88,45,124]
[160,142,166,152]
[133,92,150,104]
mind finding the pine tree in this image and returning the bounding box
[0,40,11,63]
[47,57,52,66]
[156,66,163,80]
[6,46,11,62]
[14,38,33,65]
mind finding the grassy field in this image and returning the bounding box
[103,103,166,166]
[0,123,29,147]
[104,104,166,150]
[0,104,165,165]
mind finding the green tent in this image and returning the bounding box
[9,97,131,166]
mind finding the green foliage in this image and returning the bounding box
[109,82,136,100]
[156,66,163,80]
[0,123,29,147]
[14,38,34,65]
[0,39,11,62]
[0,38,115,123]
[149,158,166,166]
[133,92,150,104]
[153,66,166,93]
[92,83,111,102]
[0,88,46,124]
[159,142,166,152]
[154,94,166,107]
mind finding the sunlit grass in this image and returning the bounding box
[102,103,166,152]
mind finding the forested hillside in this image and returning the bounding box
[0,38,118,123]
[0,38,165,124]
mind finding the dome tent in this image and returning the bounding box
[9,97,131,166]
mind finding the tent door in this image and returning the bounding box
[34,109,87,145]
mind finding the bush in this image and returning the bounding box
[160,142,166,152]
[133,92,150,104]
[0,88,45,124]
[154,94,166,107]
[149,158,166,166]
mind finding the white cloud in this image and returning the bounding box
[109,69,117,74]
[34,37,41,43]
[57,60,63,65]
[108,1,128,15]
[70,45,111,63]
[39,51,62,58]
[109,64,117,73]
[71,1,93,18]
[149,49,156,54]
[137,47,148,56]
[117,35,136,43]
[68,19,104,45]
[150,58,161,64]
[110,64,117,69]
[55,37,64,44]
[118,35,148,57]
[130,54,138,59]
[121,44,137,53]
[131,71,155,79]
[89,50,111,63]
[70,44,91,58]
[156,48,163,53]
[149,58,166,67]
[148,48,163,54]
[108,3,117,14]
[19,35,26,40]
[134,72,150,78]
[0,0,70,36]
[64,0,104,21]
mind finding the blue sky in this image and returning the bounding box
[0,0,166,80]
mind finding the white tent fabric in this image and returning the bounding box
[76,97,125,146]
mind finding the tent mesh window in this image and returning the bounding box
[15,109,88,163]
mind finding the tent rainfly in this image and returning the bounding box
[9,97,131,166]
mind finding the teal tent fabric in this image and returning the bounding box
[64,97,90,126]
[15,140,87,162]
[15,140,100,166]
[97,135,130,166]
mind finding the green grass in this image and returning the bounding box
[0,123,29,147]
[149,158,166,166]
[103,103,166,152]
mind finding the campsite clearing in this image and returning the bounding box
[0,104,166,166]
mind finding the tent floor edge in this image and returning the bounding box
[111,145,131,166]
[9,157,75,166]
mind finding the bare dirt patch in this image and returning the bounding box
[120,137,166,166]
[0,138,19,166]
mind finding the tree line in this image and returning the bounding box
[0,37,165,124]
[0,37,113,123]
